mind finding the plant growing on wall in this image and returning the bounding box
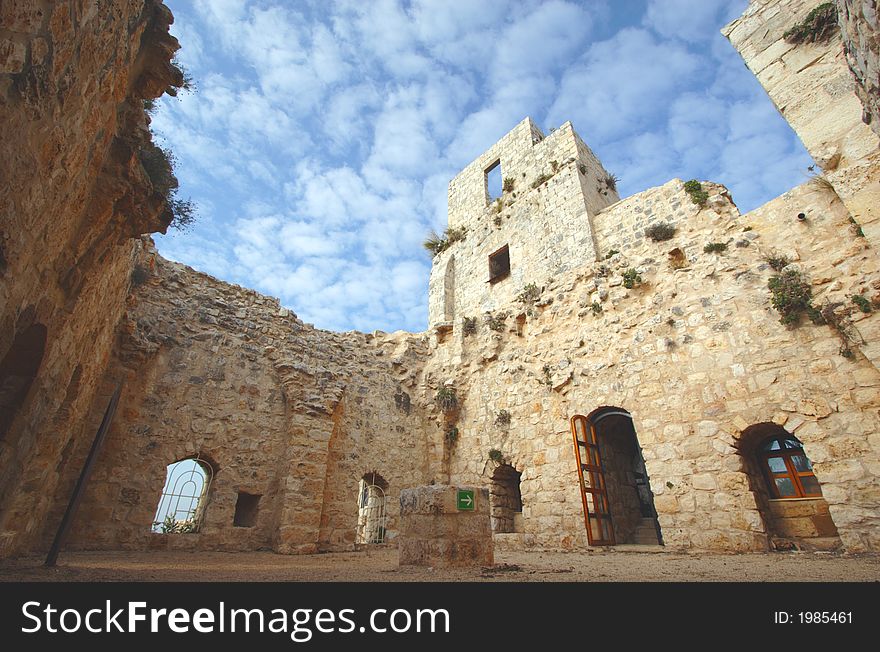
[622,268,642,289]
[435,386,458,413]
[765,255,789,272]
[852,295,873,313]
[462,316,478,336]
[445,426,459,445]
[703,242,728,254]
[485,311,508,332]
[783,2,838,44]
[423,226,467,256]
[684,179,709,207]
[768,268,819,326]
[590,301,603,315]
[495,410,511,427]
[531,172,552,189]
[542,364,553,387]
[645,222,676,242]
[503,177,515,193]
[603,173,619,192]
[488,448,505,463]
[139,142,198,230]
[517,283,541,306]
[604,249,619,260]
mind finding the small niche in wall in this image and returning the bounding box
[488,245,510,283]
[485,159,502,203]
[233,492,261,527]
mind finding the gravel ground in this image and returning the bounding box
[1,548,879,582]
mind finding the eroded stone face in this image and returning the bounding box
[0,0,183,558]
[398,485,493,567]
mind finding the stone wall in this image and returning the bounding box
[428,118,618,328]
[3,0,879,559]
[0,0,182,557]
[55,243,435,554]
[423,168,880,552]
[724,0,880,271]
[838,0,880,138]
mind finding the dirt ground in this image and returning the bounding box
[1,547,879,582]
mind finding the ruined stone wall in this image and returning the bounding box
[57,244,434,553]
[0,1,181,557]
[423,168,880,552]
[838,0,880,138]
[428,119,617,328]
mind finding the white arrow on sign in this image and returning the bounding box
[460,494,472,506]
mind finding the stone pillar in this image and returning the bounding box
[398,485,493,567]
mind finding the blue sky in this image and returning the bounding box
[152,0,814,333]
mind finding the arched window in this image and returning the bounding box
[356,472,388,544]
[758,434,822,499]
[151,457,214,533]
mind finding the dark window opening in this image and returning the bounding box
[485,159,502,203]
[489,245,510,283]
[233,492,261,527]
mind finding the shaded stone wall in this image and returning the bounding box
[0,0,182,557]
[57,244,434,554]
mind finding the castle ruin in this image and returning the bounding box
[1,0,879,561]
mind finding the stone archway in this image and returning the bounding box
[738,422,840,550]
[574,407,662,545]
[490,463,522,533]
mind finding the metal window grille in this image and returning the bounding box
[357,477,387,544]
[151,457,213,533]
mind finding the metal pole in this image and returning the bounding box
[45,383,122,567]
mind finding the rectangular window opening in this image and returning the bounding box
[485,159,502,204]
[489,245,510,283]
[233,492,261,527]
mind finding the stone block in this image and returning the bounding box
[398,485,493,567]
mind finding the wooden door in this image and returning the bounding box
[571,415,615,545]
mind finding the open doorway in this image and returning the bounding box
[490,463,522,533]
[571,409,662,545]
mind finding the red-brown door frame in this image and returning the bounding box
[570,414,615,545]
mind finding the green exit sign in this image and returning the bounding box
[457,489,475,511]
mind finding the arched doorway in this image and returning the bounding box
[490,463,522,533]
[738,423,840,550]
[571,409,662,546]
[0,323,48,441]
[356,472,388,544]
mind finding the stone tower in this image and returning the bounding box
[427,117,619,328]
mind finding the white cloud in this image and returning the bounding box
[156,0,816,332]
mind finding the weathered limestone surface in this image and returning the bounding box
[53,244,434,554]
[0,1,182,557]
[724,0,880,258]
[839,0,880,137]
[428,119,618,328]
[398,485,493,567]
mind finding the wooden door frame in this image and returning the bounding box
[570,414,615,545]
